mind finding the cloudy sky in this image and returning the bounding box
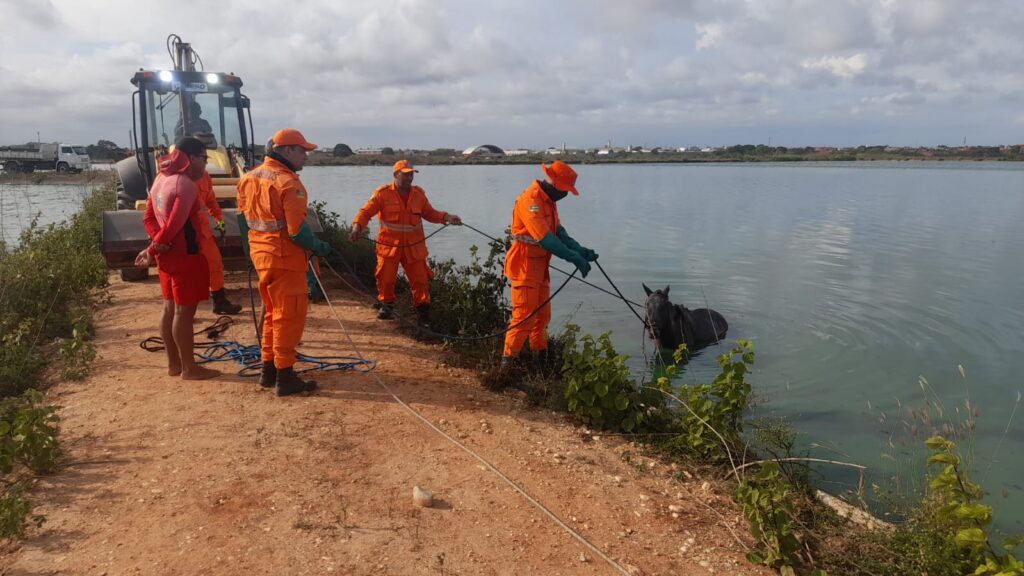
[1,0,1022,149]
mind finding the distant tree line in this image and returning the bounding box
[85,140,129,161]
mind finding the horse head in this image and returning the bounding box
[643,283,679,348]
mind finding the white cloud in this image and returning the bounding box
[802,54,868,79]
[695,22,724,50]
[0,0,1020,148]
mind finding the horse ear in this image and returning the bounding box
[642,283,652,297]
[664,285,670,296]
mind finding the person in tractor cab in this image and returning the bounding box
[175,101,213,139]
[349,160,462,329]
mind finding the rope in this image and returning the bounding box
[320,258,577,343]
[139,297,373,376]
[138,315,238,352]
[306,264,632,575]
[357,223,450,248]
[462,222,638,307]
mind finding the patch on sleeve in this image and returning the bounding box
[527,204,540,213]
[295,187,306,198]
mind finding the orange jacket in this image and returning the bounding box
[195,173,223,240]
[236,157,310,272]
[504,180,560,286]
[353,183,447,261]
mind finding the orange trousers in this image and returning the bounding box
[257,267,308,369]
[199,235,224,292]
[502,282,551,357]
[375,254,432,306]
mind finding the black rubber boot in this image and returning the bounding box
[499,356,516,372]
[275,367,317,397]
[211,289,242,315]
[377,302,395,320]
[259,361,277,388]
[415,304,431,330]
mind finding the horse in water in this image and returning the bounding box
[643,284,728,354]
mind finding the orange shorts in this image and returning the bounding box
[157,253,209,306]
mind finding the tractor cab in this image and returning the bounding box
[116,66,255,210]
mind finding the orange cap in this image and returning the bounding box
[393,159,418,174]
[271,128,317,151]
[541,161,579,195]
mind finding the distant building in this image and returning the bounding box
[462,144,506,157]
[355,148,382,155]
[505,149,530,156]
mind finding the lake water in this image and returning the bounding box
[0,180,99,244]
[304,162,1024,531]
[8,162,1023,530]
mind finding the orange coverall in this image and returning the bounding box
[352,184,448,306]
[195,173,226,292]
[236,157,312,369]
[502,180,560,357]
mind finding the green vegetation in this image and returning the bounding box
[560,326,664,432]
[311,201,377,290]
[0,179,112,537]
[423,239,510,349]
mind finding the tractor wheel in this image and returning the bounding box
[57,162,70,173]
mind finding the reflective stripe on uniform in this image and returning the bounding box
[512,234,539,245]
[247,219,287,232]
[246,167,278,181]
[380,221,422,232]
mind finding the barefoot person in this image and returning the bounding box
[135,136,220,380]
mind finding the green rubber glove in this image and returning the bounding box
[290,221,334,257]
[538,232,590,277]
[556,225,598,262]
[236,213,251,259]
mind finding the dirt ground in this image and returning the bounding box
[0,273,773,576]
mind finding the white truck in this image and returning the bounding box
[0,142,91,173]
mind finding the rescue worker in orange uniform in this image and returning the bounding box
[236,128,333,396]
[502,161,598,368]
[349,160,462,328]
[196,173,243,315]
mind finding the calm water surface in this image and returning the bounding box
[0,181,98,243]
[305,162,1024,530]
[8,162,1023,529]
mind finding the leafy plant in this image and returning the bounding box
[657,340,754,462]
[561,325,662,432]
[425,238,510,344]
[0,390,61,474]
[0,389,61,537]
[311,200,377,290]
[737,461,808,574]
[924,435,1023,575]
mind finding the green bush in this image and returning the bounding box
[0,390,61,537]
[737,461,809,575]
[311,201,377,290]
[0,181,109,538]
[424,238,509,346]
[0,181,110,396]
[561,325,665,432]
[654,340,754,462]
